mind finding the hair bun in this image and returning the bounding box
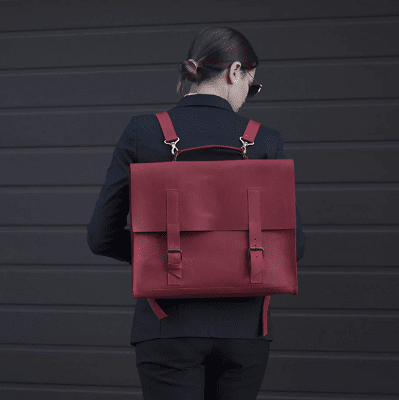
[186,59,198,68]
[180,59,199,83]
[176,26,258,95]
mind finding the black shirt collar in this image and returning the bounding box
[175,94,234,113]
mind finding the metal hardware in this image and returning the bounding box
[164,138,180,155]
[239,137,254,157]
[166,249,182,260]
[164,137,253,160]
[248,247,264,259]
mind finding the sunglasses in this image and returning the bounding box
[246,71,262,98]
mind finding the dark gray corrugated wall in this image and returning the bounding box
[0,0,398,399]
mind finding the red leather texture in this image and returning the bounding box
[129,112,298,336]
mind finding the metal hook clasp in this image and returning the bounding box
[239,137,254,157]
[164,137,180,156]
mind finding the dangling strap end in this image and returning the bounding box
[262,295,271,336]
[148,298,168,319]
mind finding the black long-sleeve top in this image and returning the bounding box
[87,94,306,346]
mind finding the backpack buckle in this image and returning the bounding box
[248,247,264,259]
[166,249,182,260]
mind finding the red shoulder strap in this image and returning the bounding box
[155,111,261,143]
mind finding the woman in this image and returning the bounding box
[87,26,306,400]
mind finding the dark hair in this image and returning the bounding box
[176,26,259,95]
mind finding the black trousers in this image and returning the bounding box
[135,337,271,400]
